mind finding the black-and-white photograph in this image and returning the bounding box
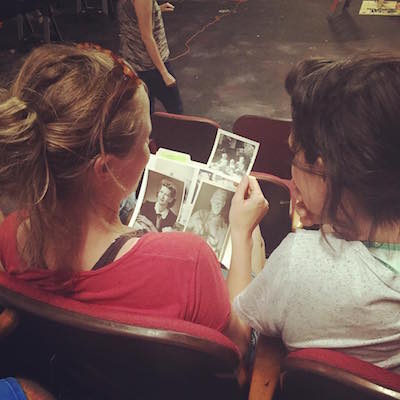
[130,169,185,233]
[184,181,235,260]
[191,167,237,204]
[153,156,197,205]
[208,129,259,180]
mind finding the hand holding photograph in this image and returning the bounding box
[127,129,260,264]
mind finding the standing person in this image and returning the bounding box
[233,53,400,372]
[117,0,183,114]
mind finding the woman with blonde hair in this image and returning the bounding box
[0,43,268,358]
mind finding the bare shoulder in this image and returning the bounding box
[114,237,141,261]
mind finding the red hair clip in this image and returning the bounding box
[77,42,138,82]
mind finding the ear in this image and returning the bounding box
[315,156,326,180]
[315,156,324,169]
[93,154,115,182]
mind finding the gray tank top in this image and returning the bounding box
[118,0,170,71]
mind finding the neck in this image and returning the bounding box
[335,193,400,244]
[363,220,400,244]
[62,193,130,268]
[336,215,400,244]
[155,202,167,213]
[85,194,132,237]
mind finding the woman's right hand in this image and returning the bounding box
[160,2,175,12]
[229,175,269,239]
[162,72,176,87]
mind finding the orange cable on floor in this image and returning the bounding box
[169,0,248,62]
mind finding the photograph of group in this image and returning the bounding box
[129,129,259,262]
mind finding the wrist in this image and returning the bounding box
[230,229,252,245]
[160,68,170,79]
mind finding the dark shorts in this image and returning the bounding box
[0,378,27,400]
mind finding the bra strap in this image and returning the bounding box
[92,231,139,271]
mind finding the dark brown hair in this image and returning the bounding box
[285,53,400,238]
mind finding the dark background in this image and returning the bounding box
[1,0,400,129]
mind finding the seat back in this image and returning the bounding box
[0,0,52,16]
[0,275,241,399]
[251,172,292,257]
[232,115,293,179]
[281,348,400,400]
[150,112,220,163]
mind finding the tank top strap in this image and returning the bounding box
[92,231,139,271]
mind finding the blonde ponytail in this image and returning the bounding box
[0,43,142,274]
[0,94,50,207]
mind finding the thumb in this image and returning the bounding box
[234,175,250,200]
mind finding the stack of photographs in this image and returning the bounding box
[128,129,259,265]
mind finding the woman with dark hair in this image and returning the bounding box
[233,53,400,373]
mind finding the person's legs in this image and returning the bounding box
[138,64,183,115]
[137,69,158,114]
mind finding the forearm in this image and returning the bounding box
[132,0,170,78]
[223,311,251,357]
[223,232,253,354]
[224,175,268,356]
[227,231,253,302]
[141,35,169,77]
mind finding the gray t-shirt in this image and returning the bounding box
[233,229,400,373]
[118,0,170,71]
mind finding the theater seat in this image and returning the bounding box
[150,111,220,164]
[0,1,63,44]
[281,348,400,400]
[250,172,293,257]
[248,342,400,400]
[232,115,293,179]
[0,273,244,399]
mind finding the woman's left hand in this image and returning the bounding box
[229,175,269,238]
[160,2,175,12]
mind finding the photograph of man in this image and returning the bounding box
[139,179,178,232]
[185,183,234,259]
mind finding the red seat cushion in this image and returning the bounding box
[287,348,400,391]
